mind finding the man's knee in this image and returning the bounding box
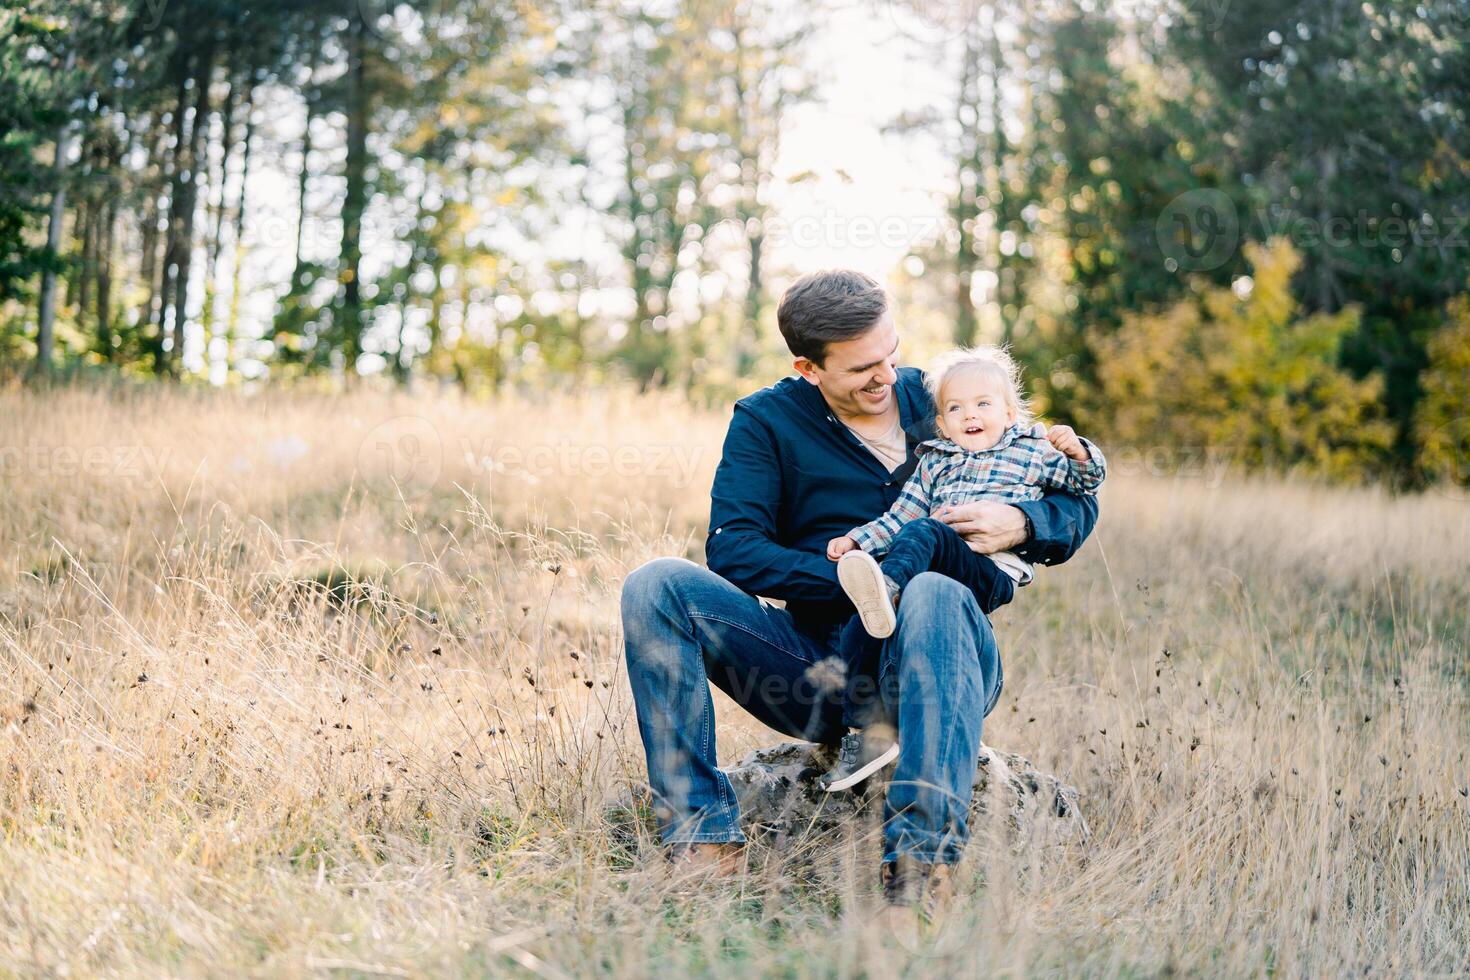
[622,558,708,683]
[895,572,994,652]
[621,556,703,613]
[900,571,977,614]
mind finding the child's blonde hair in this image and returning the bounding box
[924,345,1031,425]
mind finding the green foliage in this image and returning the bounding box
[0,7,65,303]
[1086,239,1394,482]
[1171,0,1470,474]
[900,0,1470,486]
[1413,295,1470,489]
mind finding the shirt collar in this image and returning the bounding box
[919,421,1041,456]
[793,367,936,441]
[896,376,937,445]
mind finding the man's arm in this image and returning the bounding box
[936,489,1098,566]
[704,404,843,603]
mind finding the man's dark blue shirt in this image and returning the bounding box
[704,366,1098,636]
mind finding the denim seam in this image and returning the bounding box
[884,580,987,863]
[687,610,820,665]
[698,673,740,831]
[663,829,748,845]
[656,564,745,840]
[985,658,1005,716]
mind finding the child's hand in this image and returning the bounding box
[1046,424,1091,462]
[827,536,858,560]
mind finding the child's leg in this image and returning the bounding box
[837,616,886,730]
[882,517,1016,613]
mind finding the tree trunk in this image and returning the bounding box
[394,178,428,386]
[154,58,190,375]
[338,13,370,375]
[952,18,981,347]
[427,241,445,378]
[138,187,160,348]
[988,12,1013,344]
[293,23,320,284]
[732,24,768,379]
[224,75,257,374]
[619,84,654,384]
[71,135,96,317]
[739,227,764,376]
[97,189,118,359]
[202,64,237,366]
[75,196,95,327]
[34,120,73,379]
[135,116,166,345]
[166,40,215,374]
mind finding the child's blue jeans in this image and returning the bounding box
[841,517,1016,729]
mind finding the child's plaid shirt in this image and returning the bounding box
[849,422,1107,557]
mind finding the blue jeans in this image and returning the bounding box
[841,517,1015,728]
[621,556,1004,864]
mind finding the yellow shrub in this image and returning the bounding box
[1086,239,1393,482]
[1413,294,1470,489]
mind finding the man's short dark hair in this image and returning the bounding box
[776,270,889,365]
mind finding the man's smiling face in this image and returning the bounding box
[793,310,901,421]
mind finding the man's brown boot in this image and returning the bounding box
[879,855,957,926]
[666,841,747,878]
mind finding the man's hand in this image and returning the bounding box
[827,535,859,561]
[1046,424,1091,462]
[936,501,1028,555]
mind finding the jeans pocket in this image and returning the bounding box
[984,657,1004,717]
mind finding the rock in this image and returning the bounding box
[606,741,1089,872]
[723,741,1090,861]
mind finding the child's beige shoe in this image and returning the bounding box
[838,550,898,638]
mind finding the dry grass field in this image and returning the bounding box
[2,384,1468,977]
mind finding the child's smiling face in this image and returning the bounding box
[935,364,1018,451]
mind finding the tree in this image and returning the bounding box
[1170,0,1470,470]
[885,0,1030,350]
[0,4,110,378]
[0,7,66,310]
[374,0,562,385]
[719,1,814,376]
[592,1,733,388]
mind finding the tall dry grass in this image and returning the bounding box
[1,384,1467,977]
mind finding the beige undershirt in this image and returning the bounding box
[845,415,907,472]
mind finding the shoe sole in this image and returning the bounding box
[821,739,900,792]
[838,551,897,639]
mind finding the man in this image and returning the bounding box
[620,270,1097,918]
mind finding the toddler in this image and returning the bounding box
[818,345,1106,791]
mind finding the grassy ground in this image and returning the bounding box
[2,384,1468,977]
